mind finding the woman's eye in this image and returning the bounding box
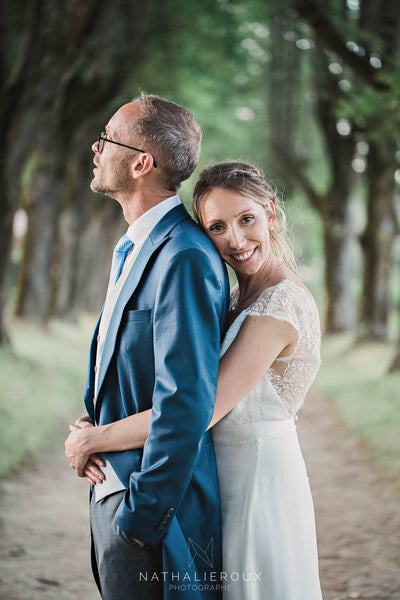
[209,224,224,233]
[242,215,254,224]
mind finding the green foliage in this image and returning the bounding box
[339,75,400,140]
[125,0,271,170]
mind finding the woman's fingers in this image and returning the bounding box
[75,415,92,428]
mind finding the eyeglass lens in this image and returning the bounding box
[98,133,105,153]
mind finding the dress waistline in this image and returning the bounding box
[212,418,296,442]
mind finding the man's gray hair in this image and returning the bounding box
[130,93,202,190]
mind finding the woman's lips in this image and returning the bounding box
[231,248,256,263]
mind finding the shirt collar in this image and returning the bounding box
[126,195,181,247]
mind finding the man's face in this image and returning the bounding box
[90,103,140,197]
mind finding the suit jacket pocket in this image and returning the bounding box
[122,308,153,354]
[126,308,152,322]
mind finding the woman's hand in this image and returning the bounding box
[65,426,91,476]
[65,410,151,484]
[65,423,105,482]
[73,414,93,429]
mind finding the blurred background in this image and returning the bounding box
[0,0,400,596]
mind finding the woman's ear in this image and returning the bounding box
[267,200,276,229]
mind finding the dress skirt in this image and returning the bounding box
[213,419,323,600]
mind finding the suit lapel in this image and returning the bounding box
[95,203,190,409]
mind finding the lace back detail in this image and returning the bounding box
[218,280,321,427]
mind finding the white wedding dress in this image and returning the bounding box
[213,279,323,599]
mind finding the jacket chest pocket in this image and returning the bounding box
[122,309,152,352]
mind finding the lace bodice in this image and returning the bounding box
[213,279,321,431]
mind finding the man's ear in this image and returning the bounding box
[130,154,155,179]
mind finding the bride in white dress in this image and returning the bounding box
[66,161,323,600]
[192,162,323,600]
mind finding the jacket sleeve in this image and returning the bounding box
[115,247,227,545]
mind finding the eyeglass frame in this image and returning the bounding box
[97,132,157,168]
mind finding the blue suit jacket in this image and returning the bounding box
[84,203,230,599]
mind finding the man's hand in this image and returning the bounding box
[82,456,106,485]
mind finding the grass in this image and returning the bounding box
[0,317,94,477]
[316,333,400,478]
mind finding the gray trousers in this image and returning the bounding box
[90,489,163,600]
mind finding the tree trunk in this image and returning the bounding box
[389,347,400,372]
[78,201,125,314]
[268,6,302,194]
[55,206,85,322]
[54,147,94,321]
[322,200,355,332]
[0,149,15,344]
[313,43,358,333]
[270,34,357,332]
[15,148,64,326]
[389,282,400,372]
[358,141,398,340]
[290,0,400,341]
[0,0,45,343]
[389,333,400,371]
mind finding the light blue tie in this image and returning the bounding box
[109,234,134,287]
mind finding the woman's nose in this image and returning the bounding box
[227,226,246,250]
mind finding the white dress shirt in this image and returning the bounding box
[94,194,181,501]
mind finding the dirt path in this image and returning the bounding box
[299,391,400,600]
[1,393,400,600]
[0,419,98,600]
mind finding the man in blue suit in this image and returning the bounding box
[67,93,230,600]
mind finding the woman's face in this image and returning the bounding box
[201,187,275,277]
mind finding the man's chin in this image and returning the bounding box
[90,181,115,199]
[90,180,104,194]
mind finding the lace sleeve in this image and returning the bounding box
[218,279,321,423]
[246,280,321,359]
[246,281,303,333]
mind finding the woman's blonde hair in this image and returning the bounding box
[192,161,297,272]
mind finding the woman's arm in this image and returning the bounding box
[65,410,152,479]
[66,314,296,479]
[208,314,296,427]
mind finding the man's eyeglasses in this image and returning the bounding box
[97,132,157,168]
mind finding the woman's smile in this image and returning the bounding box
[230,248,257,263]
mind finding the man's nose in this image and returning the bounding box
[92,139,100,154]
